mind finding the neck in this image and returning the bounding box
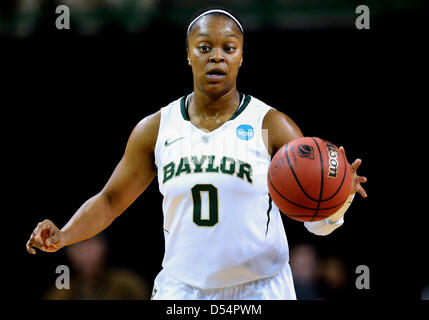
[189,88,240,119]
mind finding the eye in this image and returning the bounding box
[198,45,210,53]
[224,46,235,53]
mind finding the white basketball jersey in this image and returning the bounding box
[154,93,289,289]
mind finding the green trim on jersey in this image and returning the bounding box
[229,94,251,120]
[180,93,251,122]
[180,95,190,121]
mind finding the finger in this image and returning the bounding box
[44,244,60,252]
[30,237,43,249]
[26,239,36,255]
[32,222,45,240]
[351,159,362,172]
[339,146,348,163]
[28,237,47,254]
[35,238,47,251]
[29,220,56,251]
[45,233,59,247]
[34,233,44,247]
[34,221,52,244]
[43,227,53,247]
[358,176,367,184]
[32,228,49,249]
[48,224,56,237]
[357,184,368,198]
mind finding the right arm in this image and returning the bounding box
[26,111,161,254]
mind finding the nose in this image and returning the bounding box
[209,48,225,63]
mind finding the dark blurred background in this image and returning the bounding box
[2,0,428,301]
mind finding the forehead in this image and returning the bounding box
[190,14,242,38]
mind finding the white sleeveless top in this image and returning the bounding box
[154,93,289,289]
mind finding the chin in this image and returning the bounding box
[202,83,234,99]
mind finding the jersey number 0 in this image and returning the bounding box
[191,184,218,227]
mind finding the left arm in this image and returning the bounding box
[262,109,303,156]
[263,109,367,236]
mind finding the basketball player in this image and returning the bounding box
[26,8,367,300]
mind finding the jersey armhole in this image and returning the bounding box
[259,107,276,160]
[153,108,167,169]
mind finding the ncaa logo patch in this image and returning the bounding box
[236,124,254,140]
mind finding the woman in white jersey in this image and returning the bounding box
[26,8,367,300]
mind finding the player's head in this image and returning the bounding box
[186,8,244,50]
[186,8,244,98]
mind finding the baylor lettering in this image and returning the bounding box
[192,155,207,173]
[237,161,253,184]
[206,155,219,173]
[220,157,235,175]
[163,162,175,183]
[175,157,192,176]
[163,155,252,184]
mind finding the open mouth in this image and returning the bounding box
[206,70,226,81]
[206,71,226,76]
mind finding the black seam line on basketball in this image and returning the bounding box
[268,173,344,211]
[265,194,272,238]
[311,137,324,222]
[282,143,347,203]
[284,143,319,202]
[283,142,339,203]
[311,138,324,220]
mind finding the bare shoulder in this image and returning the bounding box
[262,109,303,156]
[263,109,303,132]
[135,110,161,136]
[127,110,161,153]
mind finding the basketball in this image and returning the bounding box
[268,137,352,222]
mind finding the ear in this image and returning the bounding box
[187,49,192,66]
[239,57,243,67]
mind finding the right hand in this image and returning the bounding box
[26,219,66,254]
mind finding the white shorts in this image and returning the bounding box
[151,262,296,300]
